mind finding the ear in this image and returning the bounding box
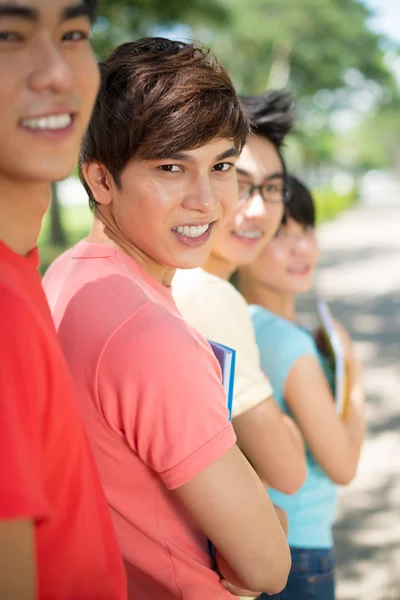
[83,162,115,206]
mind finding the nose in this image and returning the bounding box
[243,191,267,219]
[28,35,73,94]
[182,174,219,213]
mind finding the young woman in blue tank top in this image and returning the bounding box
[237,176,365,600]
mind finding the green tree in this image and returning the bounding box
[93,0,228,58]
[352,97,400,172]
[95,0,396,98]
[205,0,394,96]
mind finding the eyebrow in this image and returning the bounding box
[165,147,239,163]
[0,2,93,23]
[236,168,284,181]
[62,3,94,23]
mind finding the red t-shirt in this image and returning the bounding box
[0,242,127,599]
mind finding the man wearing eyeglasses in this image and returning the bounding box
[173,94,307,589]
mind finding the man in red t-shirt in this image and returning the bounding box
[0,1,126,598]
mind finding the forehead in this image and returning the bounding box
[237,135,283,181]
[0,0,89,19]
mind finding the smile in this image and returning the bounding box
[232,230,263,239]
[288,266,311,275]
[172,224,210,238]
[21,114,73,131]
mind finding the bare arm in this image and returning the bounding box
[173,444,290,595]
[0,519,36,600]
[285,347,365,485]
[232,396,307,495]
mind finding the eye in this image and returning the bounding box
[158,164,182,173]
[303,224,314,234]
[62,30,90,42]
[0,31,23,42]
[275,227,286,238]
[212,162,233,172]
[265,182,283,194]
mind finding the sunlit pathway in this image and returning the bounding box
[298,192,400,600]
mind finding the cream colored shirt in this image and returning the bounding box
[172,268,273,418]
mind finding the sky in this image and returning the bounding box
[364,0,400,42]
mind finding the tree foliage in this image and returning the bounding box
[94,0,396,98]
[91,0,399,171]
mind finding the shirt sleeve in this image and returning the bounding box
[0,294,51,520]
[174,279,273,418]
[251,310,318,410]
[97,304,236,490]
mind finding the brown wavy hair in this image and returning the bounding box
[80,37,249,211]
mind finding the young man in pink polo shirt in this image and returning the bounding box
[0,1,126,598]
[43,39,291,599]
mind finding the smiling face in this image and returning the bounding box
[245,216,320,295]
[209,134,286,271]
[85,138,239,277]
[0,0,99,184]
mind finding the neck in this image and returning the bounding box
[202,251,236,281]
[88,212,176,288]
[0,176,51,256]
[238,270,296,321]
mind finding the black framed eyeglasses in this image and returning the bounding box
[238,178,290,204]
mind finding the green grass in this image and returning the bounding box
[313,187,358,225]
[38,189,359,274]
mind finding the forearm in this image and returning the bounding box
[282,414,305,457]
[0,519,36,600]
[273,504,288,537]
[233,399,307,495]
[344,356,365,453]
[175,445,290,594]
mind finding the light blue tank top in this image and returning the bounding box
[250,305,338,549]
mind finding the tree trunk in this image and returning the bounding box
[50,183,67,247]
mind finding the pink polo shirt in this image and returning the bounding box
[43,241,236,600]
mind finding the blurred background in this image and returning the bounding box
[40,6,400,597]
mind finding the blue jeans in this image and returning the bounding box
[257,547,335,600]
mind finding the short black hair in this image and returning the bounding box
[84,0,98,21]
[285,175,315,227]
[240,90,294,149]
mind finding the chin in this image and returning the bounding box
[17,161,77,184]
[172,252,211,271]
[294,283,312,295]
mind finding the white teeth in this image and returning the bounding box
[234,230,263,239]
[22,114,72,130]
[173,223,210,238]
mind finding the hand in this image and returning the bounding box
[220,578,259,597]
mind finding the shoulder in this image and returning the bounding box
[42,246,76,290]
[174,268,246,306]
[249,306,318,387]
[108,299,209,365]
[0,287,38,337]
[0,289,49,386]
[44,245,75,276]
[251,306,315,354]
[173,268,249,327]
